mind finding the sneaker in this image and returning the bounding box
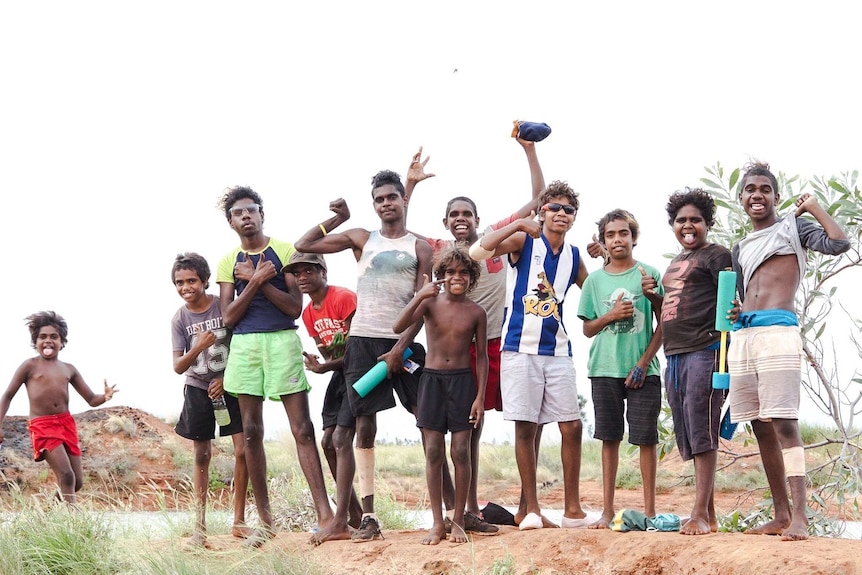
[464,511,499,535]
[351,516,384,543]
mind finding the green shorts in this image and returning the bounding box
[224,330,309,400]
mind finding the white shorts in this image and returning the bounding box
[500,351,580,425]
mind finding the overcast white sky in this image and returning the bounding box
[1,2,860,442]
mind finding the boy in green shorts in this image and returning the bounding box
[217,186,333,547]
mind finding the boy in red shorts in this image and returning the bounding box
[0,311,117,504]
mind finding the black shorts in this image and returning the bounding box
[343,337,424,417]
[416,368,475,434]
[175,384,243,440]
[591,376,661,445]
[665,350,725,461]
[321,370,355,429]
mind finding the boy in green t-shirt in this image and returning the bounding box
[577,209,664,528]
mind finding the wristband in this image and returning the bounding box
[469,242,494,261]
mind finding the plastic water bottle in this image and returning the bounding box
[212,395,231,427]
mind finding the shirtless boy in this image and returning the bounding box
[728,162,850,541]
[393,246,488,544]
[403,138,543,532]
[0,311,117,503]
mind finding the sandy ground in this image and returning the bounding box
[199,526,862,575]
[2,407,860,575]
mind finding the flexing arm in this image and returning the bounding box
[295,198,369,261]
[795,193,850,250]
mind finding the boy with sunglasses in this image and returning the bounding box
[216,186,334,547]
[469,182,589,531]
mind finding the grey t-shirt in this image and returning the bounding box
[171,296,231,390]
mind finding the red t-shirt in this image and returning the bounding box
[301,285,357,346]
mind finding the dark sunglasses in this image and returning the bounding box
[542,202,576,215]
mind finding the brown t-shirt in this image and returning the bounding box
[660,243,732,356]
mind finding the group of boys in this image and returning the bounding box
[0,133,849,547]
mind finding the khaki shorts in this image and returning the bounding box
[224,330,310,400]
[728,325,803,422]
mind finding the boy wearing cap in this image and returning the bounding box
[285,251,364,540]
[216,186,333,547]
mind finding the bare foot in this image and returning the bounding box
[589,512,613,529]
[309,520,352,546]
[781,521,809,541]
[185,532,212,550]
[232,524,253,539]
[421,523,447,545]
[745,518,789,536]
[680,516,711,535]
[449,521,468,544]
[243,528,275,549]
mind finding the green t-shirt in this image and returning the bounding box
[577,261,663,378]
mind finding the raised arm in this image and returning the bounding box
[295,198,369,261]
[795,193,850,244]
[512,138,546,218]
[403,146,436,211]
